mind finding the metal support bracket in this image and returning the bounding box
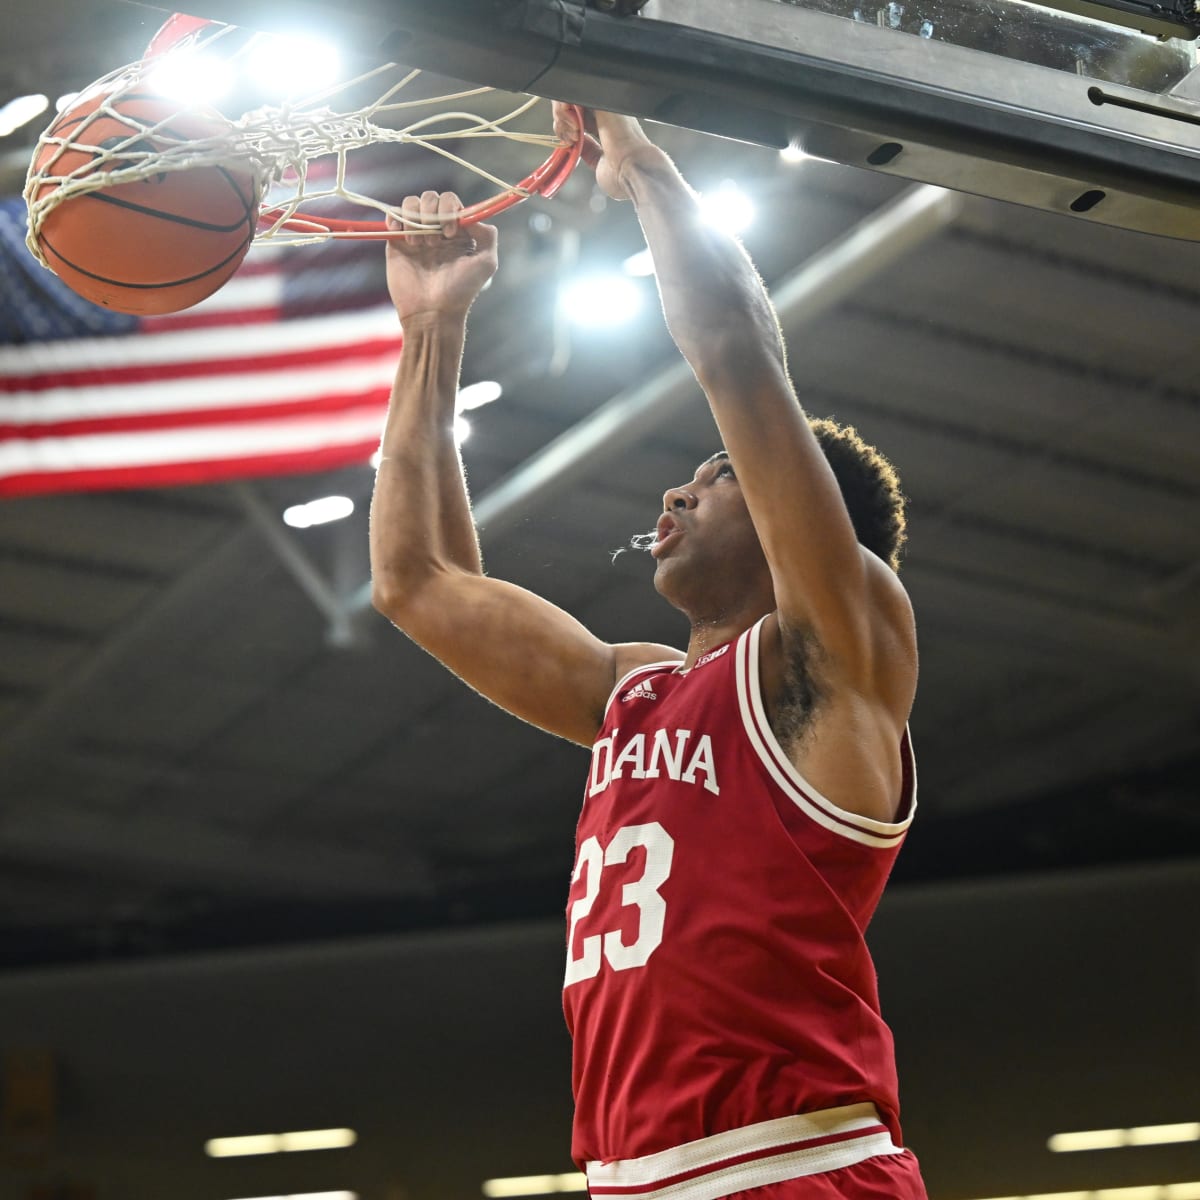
[230,483,362,648]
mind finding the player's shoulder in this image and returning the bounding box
[609,642,685,701]
[861,547,918,671]
[773,546,914,644]
[862,543,913,606]
[579,643,685,747]
[612,641,686,682]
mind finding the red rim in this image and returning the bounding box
[258,104,587,239]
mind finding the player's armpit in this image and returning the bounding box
[760,585,917,824]
[775,553,917,727]
[374,571,681,747]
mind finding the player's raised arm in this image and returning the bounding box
[555,107,914,701]
[369,191,680,747]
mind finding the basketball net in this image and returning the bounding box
[24,17,584,271]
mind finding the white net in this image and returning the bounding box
[24,20,575,268]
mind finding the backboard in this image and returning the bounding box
[110,0,1200,239]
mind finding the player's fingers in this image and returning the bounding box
[438,191,463,239]
[552,100,580,145]
[420,189,442,229]
[385,195,422,244]
[400,193,423,232]
[581,133,603,170]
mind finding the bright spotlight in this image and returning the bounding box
[146,53,236,106]
[457,381,502,411]
[698,181,756,234]
[282,495,354,529]
[0,94,49,137]
[246,35,341,97]
[780,142,809,164]
[622,248,655,277]
[559,275,644,328]
[482,1174,588,1198]
[455,415,472,445]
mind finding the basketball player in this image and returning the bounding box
[370,105,925,1199]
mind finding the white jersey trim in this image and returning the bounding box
[602,659,683,722]
[586,1104,903,1200]
[735,617,916,849]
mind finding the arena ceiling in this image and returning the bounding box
[0,0,1197,971]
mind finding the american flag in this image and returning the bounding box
[0,194,402,498]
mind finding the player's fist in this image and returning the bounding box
[553,102,659,201]
[384,191,498,323]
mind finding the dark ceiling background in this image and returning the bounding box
[0,0,1197,972]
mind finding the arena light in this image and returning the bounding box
[482,1173,588,1197]
[226,1192,358,1200]
[780,141,810,164]
[245,34,341,97]
[622,248,655,277]
[970,1182,1200,1200]
[207,1127,357,1158]
[146,52,236,106]
[1126,1124,1200,1147]
[457,380,502,411]
[1049,1124,1200,1153]
[278,1128,358,1152]
[1049,1129,1127,1152]
[0,94,49,137]
[559,274,644,328]
[698,180,756,233]
[281,496,354,529]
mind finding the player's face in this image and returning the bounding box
[651,453,770,602]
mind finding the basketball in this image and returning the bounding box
[28,90,261,316]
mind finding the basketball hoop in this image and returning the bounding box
[24,13,586,271]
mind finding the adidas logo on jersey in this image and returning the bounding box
[621,679,658,702]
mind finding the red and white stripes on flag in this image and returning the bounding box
[0,265,402,497]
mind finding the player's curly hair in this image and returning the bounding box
[808,417,908,572]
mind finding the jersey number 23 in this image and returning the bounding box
[564,821,675,986]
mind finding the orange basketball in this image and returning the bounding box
[29,90,261,315]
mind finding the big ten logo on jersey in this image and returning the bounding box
[588,727,720,797]
[694,643,729,669]
[565,822,674,987]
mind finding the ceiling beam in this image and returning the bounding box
[230,482,362,647]
[0,524,260,773]
[0,519,422,894]
[907,560,1200,687]
[0,804,429,898]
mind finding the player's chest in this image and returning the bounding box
[580,673,746,837]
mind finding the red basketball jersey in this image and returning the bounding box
[562,616,916,1171]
